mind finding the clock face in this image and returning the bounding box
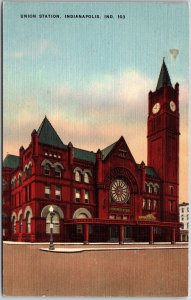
[111,179,130,203]
[170,101,176,112]
[152,102,160,114]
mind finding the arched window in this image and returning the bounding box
[26,211,31,233]
[55,165,61,178]
[19,214,22,233]
[12,216,16,234]
[28,165,32,177]
[18,174,22,186]
[46,212,60,234]
[44,163,51,176]
[84,172,89,183]
[75,171,81,182]
[149,184,154,194]
[154,184,159,195]
[145,183,149,194]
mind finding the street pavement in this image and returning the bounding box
[3,242,188,297]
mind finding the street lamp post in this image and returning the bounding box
[49,205,55,251]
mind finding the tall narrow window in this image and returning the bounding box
[28,165,32,176]
[153,200,157,211]
[142,198,146,209]
[149,184,153,194]
[26,211,31,233]
[55,165,61,178]
[145,183,149,193]
[154,185,159,195]
[85,190,89,204]
[18,175,22,186]
[45,184,51,199]
[44,163,51,176]
[84,173,89,183]
[170,200,173,212]
[75,189,80,203]
[19,214,22,233]
[170,186,174,196]
[148,199,151,210]
[75,171,81,182]
[55,185,61,200]
[12,216,16,234]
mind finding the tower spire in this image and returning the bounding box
[156,59,172,90]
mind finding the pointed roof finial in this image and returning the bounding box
[156,59,172,90]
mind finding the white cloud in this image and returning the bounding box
[3,70,189,203]
[12,39,50,59]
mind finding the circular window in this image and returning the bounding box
[110,179,130,203]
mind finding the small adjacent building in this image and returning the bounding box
[2,60,182,244]
[179,202,189,242]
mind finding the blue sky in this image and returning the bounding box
[3,2,189,201]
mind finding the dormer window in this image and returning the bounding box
[84,172,89,183]
[75,171,81,182]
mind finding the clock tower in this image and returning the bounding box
[147,59,179,221]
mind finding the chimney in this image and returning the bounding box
[19,146,24,168]
[68,142,74,165]
[31,129,38,157]
[96,149,103,183]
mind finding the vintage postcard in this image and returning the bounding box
[2,1,189,297]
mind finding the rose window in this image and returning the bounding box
[110,179,130,203]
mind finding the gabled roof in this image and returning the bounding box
[3,154,19,169]
[74,148,96,163]
[37,116,67,150]
[101,141,117,160]
[137,164,159,178]
[156,59,172,90]
[146,166,158,178]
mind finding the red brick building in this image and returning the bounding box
[2,60,181,243]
